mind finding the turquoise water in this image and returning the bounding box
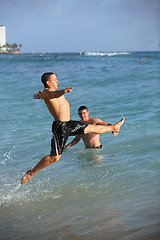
[0,52,160,240]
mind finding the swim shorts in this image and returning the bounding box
[86,144,102,149]
[95,144,102,149]
[50,120,88,156]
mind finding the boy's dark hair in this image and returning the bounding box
[41,72,54,87]
[78,106,88,112]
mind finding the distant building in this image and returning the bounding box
[0,25,6,52]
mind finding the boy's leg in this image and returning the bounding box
[84,118,125,135]
[21,155,61,184]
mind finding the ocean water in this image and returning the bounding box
[0,52,159,240]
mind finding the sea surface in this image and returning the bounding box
[0,51,159,240]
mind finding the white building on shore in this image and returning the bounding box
[0,25,6,52]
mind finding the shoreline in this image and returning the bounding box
[0,51,21,55]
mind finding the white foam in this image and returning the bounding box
[0,182,61,206]
[84,52,130,56]
[107,52,130,56]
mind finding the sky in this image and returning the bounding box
[0,0,160,52]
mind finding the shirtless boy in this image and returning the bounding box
[21,72,124,184]
[65,106,118,149]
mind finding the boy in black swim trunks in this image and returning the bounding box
[21,72,124,184]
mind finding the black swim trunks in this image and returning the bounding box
[86,144,102,149]
[50,120,88,156]
[95,144,102,149]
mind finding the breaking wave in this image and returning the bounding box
[84,52,130,56]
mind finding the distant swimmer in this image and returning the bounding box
[40,54,45,60]
[65,106,119,149]
[21,72,125,184]
[139,58,148,62]
[54,55,58,59]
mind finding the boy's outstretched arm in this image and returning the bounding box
[33,87,72,99]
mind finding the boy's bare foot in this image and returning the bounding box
[114,118,125,133]
[21,170,32,184]
[113,131,119,136]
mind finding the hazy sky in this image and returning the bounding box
[0,0,160,52]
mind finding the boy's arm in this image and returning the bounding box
[33,87,72,99]
[94,118,111,126]
[64,135,82,149]
[94,118,117,135]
